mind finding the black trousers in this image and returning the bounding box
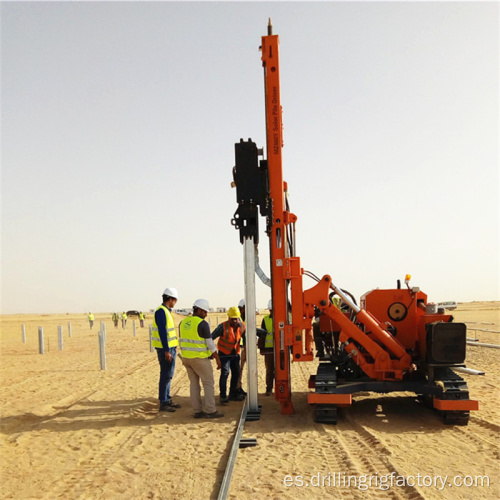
[219,353,241,397]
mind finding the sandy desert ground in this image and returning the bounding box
[1,302,499,499]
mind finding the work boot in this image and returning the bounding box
[165,400,181,409]
[237,387,247,396]
[220,396,229,404]
[205,411,224,419]
[229,393,245,401]
[159,403,176,412]
[265,389,272,396]
[193,412,205,419]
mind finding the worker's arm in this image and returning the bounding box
[256,327,267,338]
[211,323,224,340]
[257,318,268,338]
[154,308,170,350]
[199,322,222,370]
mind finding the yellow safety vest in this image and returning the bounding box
[152,305,178,349]
[179,316,211,359]
[331,296,342,309]
[240,321,246,347]
[88,313,94,321]
[263,315,274,348]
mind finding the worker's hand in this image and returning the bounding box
[211,352,222,370]
[165,351,173,362]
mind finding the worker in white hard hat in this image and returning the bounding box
[179,299,223,419]
[151,287,181,412]
[259,299,275,396]
[238,298,246,319]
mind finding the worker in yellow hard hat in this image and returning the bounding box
[211,306,246,403]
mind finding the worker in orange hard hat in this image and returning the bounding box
[211,306,246,403]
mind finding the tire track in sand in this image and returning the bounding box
[38,357,188,499]
[295,363,426,500]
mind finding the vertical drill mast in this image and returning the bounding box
[261,21,294,414]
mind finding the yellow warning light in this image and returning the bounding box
[405,274,411,284]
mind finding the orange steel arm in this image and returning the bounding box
[304,276,413,380]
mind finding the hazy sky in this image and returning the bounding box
[1,1,498,314]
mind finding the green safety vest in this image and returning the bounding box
[179,316,211,359]
[263,315,274,348]
[152,305,178,349]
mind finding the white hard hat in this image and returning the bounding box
[268,299,273,310]
[193,299,210,312]
[238,299,245,308]
[163,287,178,299]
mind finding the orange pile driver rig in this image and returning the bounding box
[231,21,478,425]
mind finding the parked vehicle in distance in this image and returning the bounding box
[126,310,141,317]
[438,301,458,311]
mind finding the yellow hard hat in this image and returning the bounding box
[228,306,241,319]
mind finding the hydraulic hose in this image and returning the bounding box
[255,245,271,287]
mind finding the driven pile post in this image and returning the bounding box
[38,327,44,354]
[98,329,106,370]
[58,326,63,350]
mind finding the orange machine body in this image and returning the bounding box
[360,288,453,360]
[232,23,478,424]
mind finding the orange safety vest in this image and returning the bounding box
[218,322,243,355]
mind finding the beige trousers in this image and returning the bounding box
[181,357,216,414]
